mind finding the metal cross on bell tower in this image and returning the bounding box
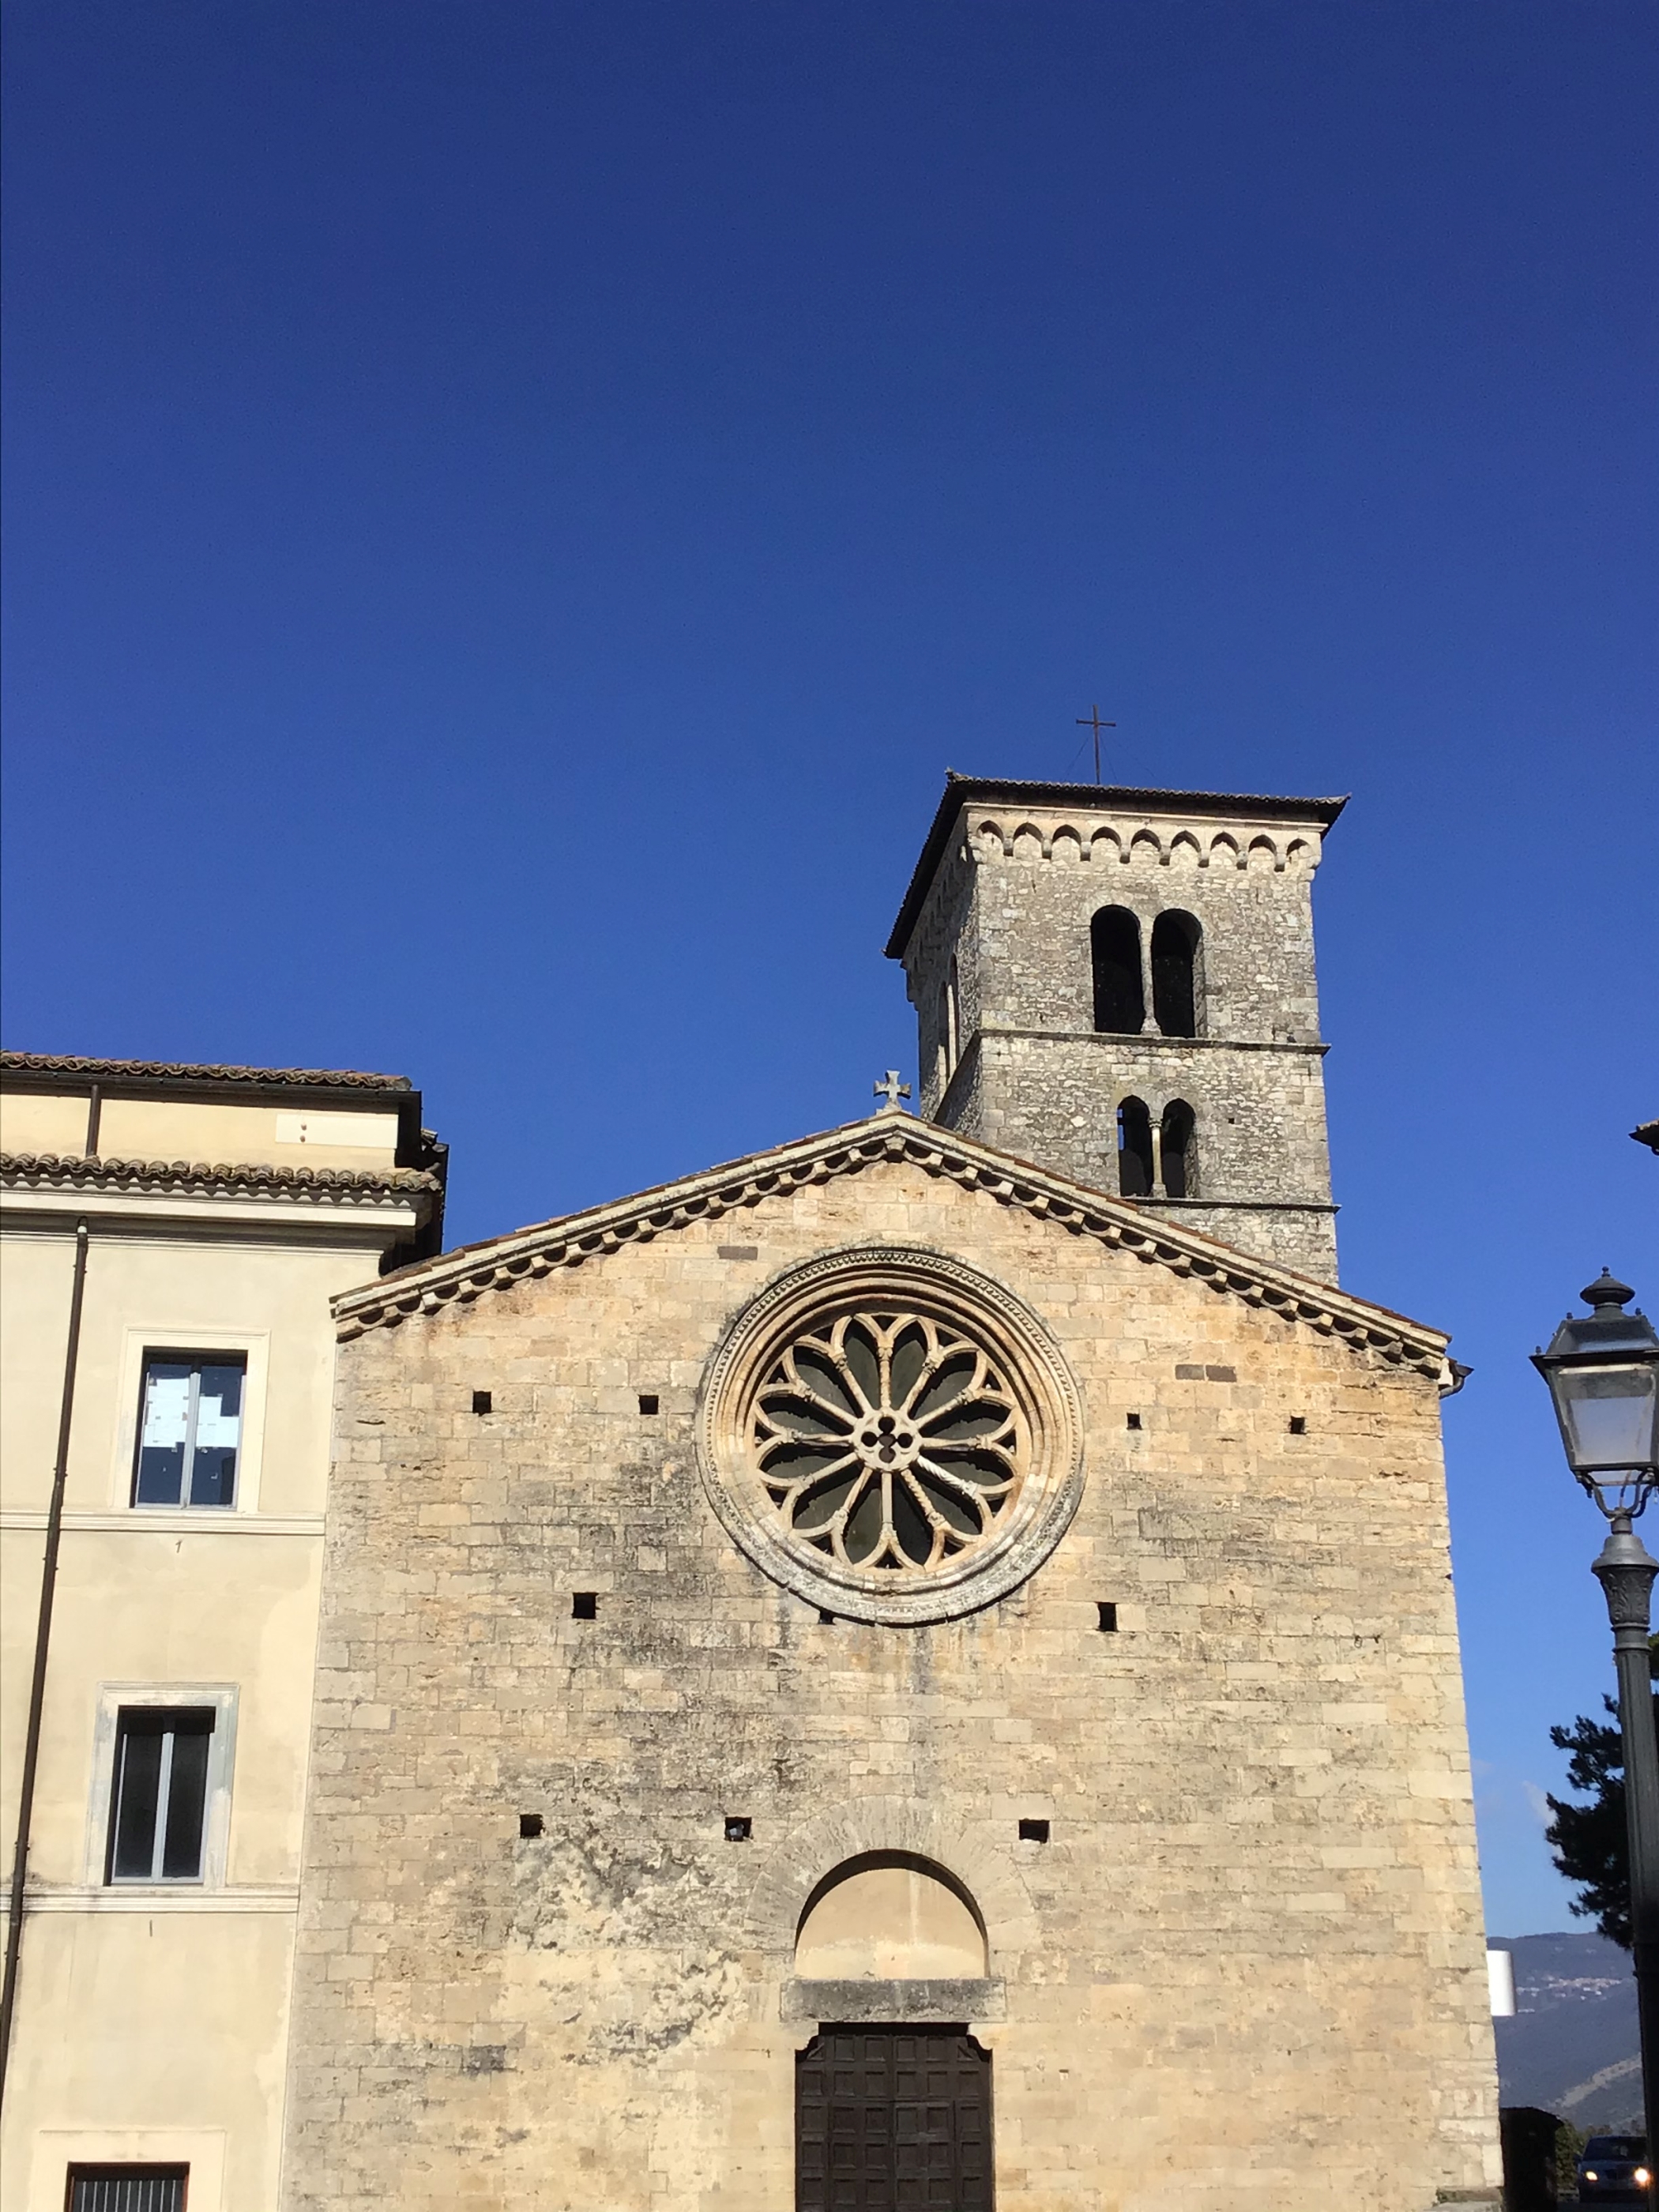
[1074,704,1116,784]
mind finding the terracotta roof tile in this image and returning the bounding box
[0,1151,439,1199]
[0,1051,410,1090]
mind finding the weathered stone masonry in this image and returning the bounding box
[281,1123,1499,2212]
[890,781,1345,1281]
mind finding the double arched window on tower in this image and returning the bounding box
[1090,908,1203,1038]
[1117,1097,1198,1200]
[1093,905,1204,1198]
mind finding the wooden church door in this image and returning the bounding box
[796,2026,993,2209]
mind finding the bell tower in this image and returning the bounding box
[886,775,1347,1282]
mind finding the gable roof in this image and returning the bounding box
[333,1110,1455,1384]
[886,774,1349,961]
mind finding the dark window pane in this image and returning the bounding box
[1151,911,1201,1038]
[161,1725,211,1879]
[198,1363,243,1420]
[188,1446,237,1508]
[189,1361,243,1506]
[1161,1100,1197,1199]
[1117,1098,1153,1197]
[1091,908,1144,1034]
[110,1725,164,1879]
[134,1360,191,1506]
[134,1446,186,1506]
[110,1710,214,1883]
[134,1355,244,1509]
[70,2168,188,2212]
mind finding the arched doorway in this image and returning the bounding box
[793,1854,995,2208]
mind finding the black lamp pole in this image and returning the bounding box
[1534,1272,1659,2190]
[1592,1513,1659,2184]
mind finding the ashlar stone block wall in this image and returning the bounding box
[282,1155,1499,2212]
[898,797,1341,1280]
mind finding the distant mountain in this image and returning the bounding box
[1491,1931,1642,2131]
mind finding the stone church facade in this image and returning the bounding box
[281,781,1501,2210]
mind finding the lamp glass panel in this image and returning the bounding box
[1556,1364,1659,1475]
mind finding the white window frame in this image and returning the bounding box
[86,1684,238,1890]
[110,1328,269,1514]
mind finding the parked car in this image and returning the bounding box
[1577,2135,1651,2204]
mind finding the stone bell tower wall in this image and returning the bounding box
[890,782,1345,1283]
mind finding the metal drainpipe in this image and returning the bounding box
[0,1213,92,2109]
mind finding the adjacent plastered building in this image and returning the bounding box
[0,1057,444,2212]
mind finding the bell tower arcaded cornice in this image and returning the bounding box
[888,777,1349,1284]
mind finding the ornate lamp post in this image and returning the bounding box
[1534,1272,1659,2184]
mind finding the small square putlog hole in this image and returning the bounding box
[818,1609,837,1625]
[471,1390,493,1415]
[1125,1412,1142,1431]
[724,1815,752,1842]
[1018,1819,1050,1844]
[1288,1416,1307,1435]
[571,1592,598,1620]
[519,1812,544,1839]
[1097,1602,1119,1632]
[638,1394,660,1415]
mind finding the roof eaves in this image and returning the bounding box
[0,1051,412,1093]
[885,776,1349,961]
[0,1151,440,1201]
[333,1112,1450,1379]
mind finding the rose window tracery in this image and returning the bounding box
[697,1247,1085,1627]
[753,1311,1021,1572]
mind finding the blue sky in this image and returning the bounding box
[3,0,1654,1935]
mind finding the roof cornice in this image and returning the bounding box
[333,1112,1453,1382]
[886,776,1349,961]
[0,1151,440,1205]
[0,1051,412,1099]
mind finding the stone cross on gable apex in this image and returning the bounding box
[873,1071,912,1112]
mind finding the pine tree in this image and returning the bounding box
[1544,1640,1659,1950]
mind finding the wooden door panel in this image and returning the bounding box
[798,2026,992,2210]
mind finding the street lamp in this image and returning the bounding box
[1534,1272,1659,2188]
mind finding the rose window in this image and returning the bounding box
[752,1311,1022,1573]
[697,1247,1084,1626]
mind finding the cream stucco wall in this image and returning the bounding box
[0,1075,432,2212]
[0,1088,403,1174]
[0,1091,89,1156]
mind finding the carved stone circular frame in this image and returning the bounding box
[697,1245,1085,1626]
